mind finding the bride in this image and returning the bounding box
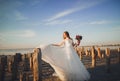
[40,31,90,81]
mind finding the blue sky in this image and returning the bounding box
[0,0,120,49]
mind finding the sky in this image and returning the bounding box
[0,0,120,49]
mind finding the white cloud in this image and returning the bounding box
[47,8,80,21]
[89,20,109,25]
[46,0,104,21]
[45,19,72,25]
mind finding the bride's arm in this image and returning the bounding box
[52,40,65,46]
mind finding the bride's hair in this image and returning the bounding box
[63,31,72,40]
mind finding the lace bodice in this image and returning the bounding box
[64,39,73,47]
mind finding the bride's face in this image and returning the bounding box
[63,33,67,39]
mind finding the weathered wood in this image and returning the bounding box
[88,48,91,56]
[7,55,12,72]
[85,49,89,56]
[33,48,42,81]
[8,60,12,72]
[81,47,85,55]
[23,56,29,71]
[101,50,105,58]
[0,56,7,81]
[118,48,120,64]
[97,47,102,59]
[12,55,18,81]
[4,55,7,66]
[0,57,5,81]
[20,72,25,81]
[20,72,29,81]
[105,48,111,73]
[77,47,82,60]
[26,72,29,81]
[91,46,97,68]
[0,46,120,81]
[79,51,82,60]
[15,53,22,62]
[30,56,33,70]
[106,48,110,57]
[22,54,27,62]
[0,62,2,81]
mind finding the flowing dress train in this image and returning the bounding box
[40,39,90,81]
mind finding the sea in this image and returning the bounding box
[0,48,34,55]
[0,46,120,55]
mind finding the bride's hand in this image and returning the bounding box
[52,44,59,46]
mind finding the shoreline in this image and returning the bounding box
[0,43,120,50]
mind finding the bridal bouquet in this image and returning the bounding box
[75,35,82,41]
[74,35,82,46]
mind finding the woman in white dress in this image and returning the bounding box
[40,31,90,81]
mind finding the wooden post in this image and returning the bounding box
[79,51,82,60]
[85,49,89,56]
[4,56,7,66]
[101,53,105,58]
[15,53,22,63]
[118,48,120,64]
[97,47,102,59]
[0,62,2,81]
[105,48,111,73]
[22,54,26,62]
[8,60,12,72]
[91,46,97,68]
[30,56,33,70]
[88,48,91,56]
[20,72,25,81]
[23,54,29,71]
[101,50,105,58]
[33,48,42,81]
[0,56,7,81]
[7,55,12,72]
[26,72,29,81]
[20,72,29,81]
[81,47,85,55]
[77,47,82,60]
[12,55,18,81]
[0,56,5,81]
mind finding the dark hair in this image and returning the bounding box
[64,31,72,40]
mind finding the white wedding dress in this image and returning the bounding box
[40,39,90,81]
